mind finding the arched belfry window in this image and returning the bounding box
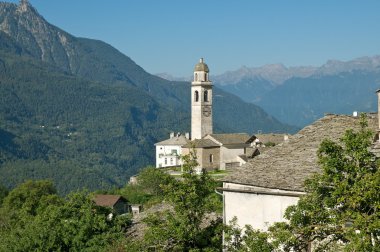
[195,73,198,81]
[204,73,207,81]
[195,91,199,102]
[204,90,208,102]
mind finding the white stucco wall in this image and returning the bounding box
[223,182,304,231]
[155,145,182,168]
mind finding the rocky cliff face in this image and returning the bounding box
[0,1,77,72]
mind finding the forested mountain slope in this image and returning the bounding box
[0,1,296,193]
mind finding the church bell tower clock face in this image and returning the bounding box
[203,105,211,117]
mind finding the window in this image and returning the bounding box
[164,158,167,165]
[195,91,199,102]
[209,154,214,163]
[204,73,207,81]
[195,73,198,81]
[204,90,208,102]
[171,149,178,155]
[170,158,173,165]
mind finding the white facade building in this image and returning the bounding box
[223,183,303,231]
[222,113,379,234]
[155,133,190,168]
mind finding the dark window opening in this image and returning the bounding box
[204,90,208,102]
[195,91,199,102]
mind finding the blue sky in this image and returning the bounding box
[5,0,380,76]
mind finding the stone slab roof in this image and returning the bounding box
[256,133,287,145]
[183,138,220,148]
[94,194,127,207]
[224,113,378,192]
[208,133,250,145]
[155,135,190,146]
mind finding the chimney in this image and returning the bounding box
[353,111,358,117]
[170,132,174,139]
[185,132,190,139]
[284,134,289,142]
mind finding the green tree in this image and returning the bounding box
[267,114,380,251]
[0,181,130,251]
[224,217,274,252]
[0,180,60,226]
[141,151,223,251]
[137,166,175,197]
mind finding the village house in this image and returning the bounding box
[221,112,379,233]
[155,133,190,168]
[93,194,129,215]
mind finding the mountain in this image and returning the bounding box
[211,56,380,127]
[212,64,317,103]
[158,64,317,103]
[257,56,380,127]
[257,67,380,127]
[0,1,296,193]
[213,64,317,86]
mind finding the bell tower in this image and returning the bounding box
[191,58,213,140]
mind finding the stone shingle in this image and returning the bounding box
[208,133,250,145]
[155,135,190,146]
[183,139,220,148]
[224,113,378,192]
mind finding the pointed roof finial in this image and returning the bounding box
[200,58,204,63]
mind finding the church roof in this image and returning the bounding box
[224,113,378,192]
[183,139,220,148]
[208,133,251,145]
[155,135,190,146]
[194,58,209,73]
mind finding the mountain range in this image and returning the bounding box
[0,1,295,193]
[160,56,380,127]
[219,57,380,127]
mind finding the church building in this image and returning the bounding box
[155,58,255,170]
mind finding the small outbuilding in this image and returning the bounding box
[93,194,129,215]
